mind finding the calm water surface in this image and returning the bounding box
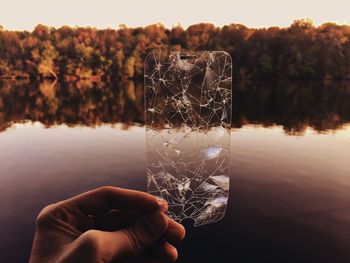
[0,80,350,262]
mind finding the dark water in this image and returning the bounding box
[0,80,350,262]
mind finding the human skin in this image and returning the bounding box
[29,186,186,263]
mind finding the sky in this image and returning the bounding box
[0,0,349,30]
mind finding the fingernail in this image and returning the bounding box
[156,197,168,212]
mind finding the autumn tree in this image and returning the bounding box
[0,20,350,80]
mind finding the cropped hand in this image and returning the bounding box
[29,186,185,263]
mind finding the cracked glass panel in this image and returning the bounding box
[145,51,232,226]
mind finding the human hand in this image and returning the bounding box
[29,186,185,263]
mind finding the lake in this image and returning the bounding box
[0,80,350,262]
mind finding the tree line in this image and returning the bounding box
[1,19,350,81]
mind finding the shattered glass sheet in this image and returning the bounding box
[145,51,232,226]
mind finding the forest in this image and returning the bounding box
[1,19,350,81]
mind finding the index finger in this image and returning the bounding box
[61,186,167,215]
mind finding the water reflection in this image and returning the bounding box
[233,80,350,134]
[0,79,144,131]
[1,79,350,134]
[1,79,350,262]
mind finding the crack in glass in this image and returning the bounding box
[145,51,232,226]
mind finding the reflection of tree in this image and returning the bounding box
[232,80,350,135]
[0,80,144,131]
[0,80,350,135]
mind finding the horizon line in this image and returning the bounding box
[1,18,350,32]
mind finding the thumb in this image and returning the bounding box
[117,211,169,257]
